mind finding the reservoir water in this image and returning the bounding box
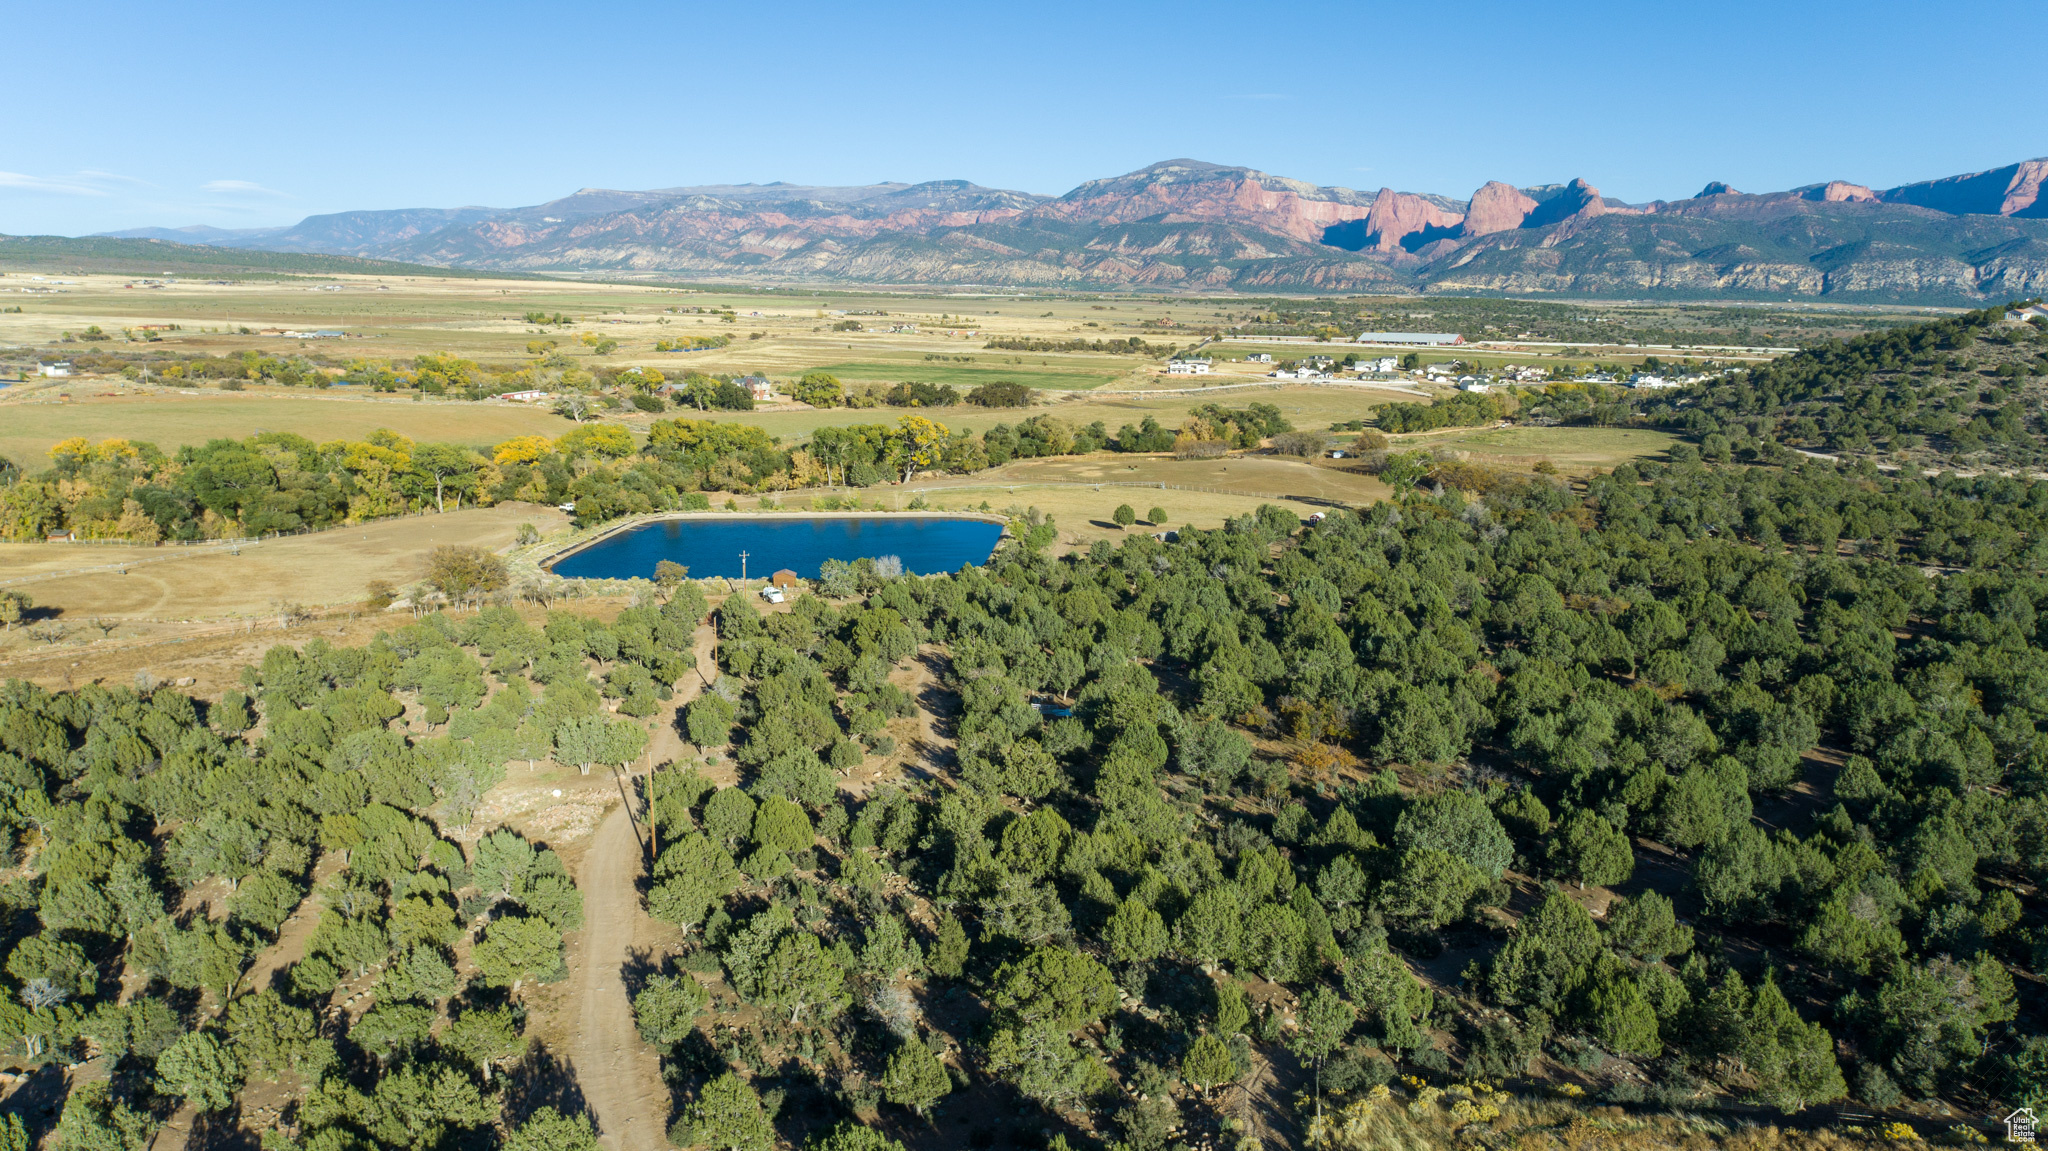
[548,515,1005,580]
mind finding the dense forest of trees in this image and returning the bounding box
[612,458,2048,1148]
[8,306,2048,1149]
[1638,306,2048,470]
[17,448,2048,1146]
[0,590,724,1149]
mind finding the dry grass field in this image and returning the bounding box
[0,501,569,643]
[0,389,572,462]
[1398,424,1682,468]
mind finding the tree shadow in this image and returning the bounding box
[622,946,664,999]
[188,1107,263,1151]
[501,1040,593,1130]
[2,1064,70,1146]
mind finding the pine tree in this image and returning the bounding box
[1181,1032,1238,1092]
[686,1073,775,1151]
[929,912,969,978]
[882,1038,952,1115]
[504,1106,600,1151]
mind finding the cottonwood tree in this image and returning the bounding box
[423,544,508,608]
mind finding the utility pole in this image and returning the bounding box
[738,550,749,581]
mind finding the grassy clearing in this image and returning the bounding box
[0,391,572,463]
[1402,424,1680,468]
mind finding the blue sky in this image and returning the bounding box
[6,0,2043,235]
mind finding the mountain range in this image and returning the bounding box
[95,158,2048,303]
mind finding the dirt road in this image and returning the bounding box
[563,620,717,1151]
[566,801,669,1151]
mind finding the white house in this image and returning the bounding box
[1167,357,1212,375]
[1245,353,1273,363]
[499,389,549,402]
[740,375,777,401]
[1628,374,1678,389]
[1358,356,1399,373]
[1458,376,1491,392]
[40,362,73,378]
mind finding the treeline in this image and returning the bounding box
[0,591,736,1148]
[1108,403,1295,457]
[0,395,1312,539]
[654,335,732,352]
[790,373,1018,411]
[982,337,1177,357]
[1375,392,1508,434]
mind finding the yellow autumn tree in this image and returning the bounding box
[893,415,948,482]
[494,435,556,465]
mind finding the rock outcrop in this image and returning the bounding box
[1361,188,1466,251]
[1040,159,1375,244]
[1803,181,1880,203]
[1523,178,1614,229]
[1458,181,1540,236]
[1696,181,1739,197]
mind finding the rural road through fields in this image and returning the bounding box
[565,619,719,1151]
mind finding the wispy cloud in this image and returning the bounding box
[202,179,288,197]
[0,170,111,196]
[77,169,154,187]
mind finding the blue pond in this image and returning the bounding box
[549,516,1004,581]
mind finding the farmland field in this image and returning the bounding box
[809,358,1130,391]
[0,391,571,463]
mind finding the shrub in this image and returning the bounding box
[965,382,1032,408]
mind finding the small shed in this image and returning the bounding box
[770,569,800,589]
